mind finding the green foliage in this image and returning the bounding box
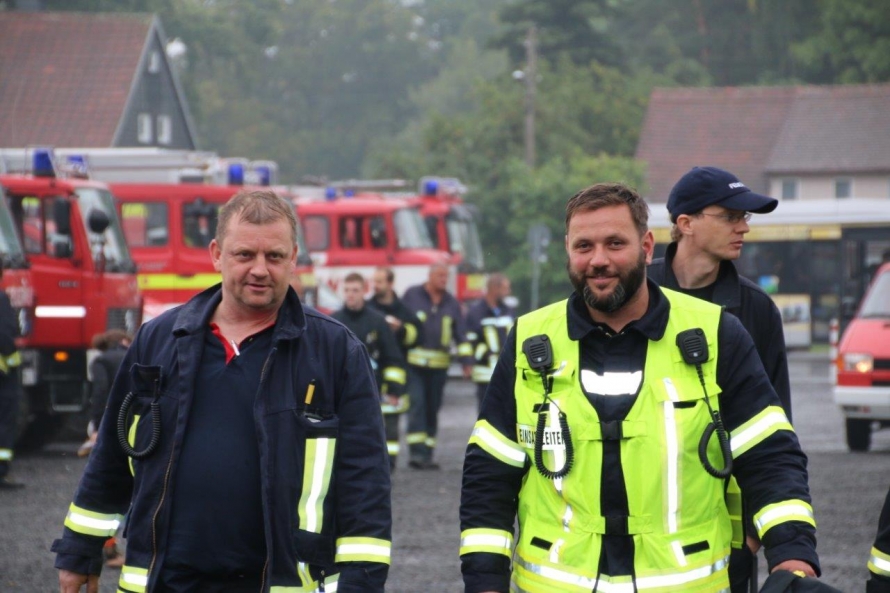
[791,0,890,83]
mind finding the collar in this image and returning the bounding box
[566,278,668,342]
[173,284,307,341]
[661,242,742,309]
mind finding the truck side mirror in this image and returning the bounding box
[87,208,110,234]
[53,198,71,235]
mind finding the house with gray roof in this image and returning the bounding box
[635,84,890,202]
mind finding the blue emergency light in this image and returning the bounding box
[423,179,438,196]
[228,162,245,186]
[66,155,89,178]
[344,189,355,198]
[254,165,272,186]
[324,187,337,200]
[32,148,56,178]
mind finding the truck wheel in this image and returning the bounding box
[14,412,65,452]
[845,418,872,452]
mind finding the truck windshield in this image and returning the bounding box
[75,188,135,272]
[446,211,485,271]
[0,195,26,267]
[394,208,433,250]
[859,270,890,319]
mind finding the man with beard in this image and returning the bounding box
[459,182,819,593]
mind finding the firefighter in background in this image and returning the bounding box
[466,273,515,412]
[868,486,890,592]
[367,266,423,465]
[368,267,423,359]
[402,262,473,470]
[334,272,407,471]
[0,261,23,489]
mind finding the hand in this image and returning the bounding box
[745,534,761,554]
[59,569,99,593]
[385,395,400,406]
[462,364,473,380]
[384,315,402,331]
[771,559,816,577]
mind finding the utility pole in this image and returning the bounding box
[523,25,537,168]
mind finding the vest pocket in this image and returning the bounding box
[293,528,335,566]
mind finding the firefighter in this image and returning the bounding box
[465,273,515,412]
[54,190,391,592]
[402,262,473,470]
[334,272,407,471]
[0,260,23,490]
[459,183,819,592]
[868,486,890,592]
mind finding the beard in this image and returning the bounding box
[568,249,647,314]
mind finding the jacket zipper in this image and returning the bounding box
[148,377,174,588]
[257,346,277,592]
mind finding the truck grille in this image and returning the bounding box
[107,308,141,335]
[874,359,890,371]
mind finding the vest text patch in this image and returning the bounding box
[517,424,565,449]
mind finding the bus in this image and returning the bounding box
[648,198,890,347]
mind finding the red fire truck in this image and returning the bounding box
[294,188,452,298]
[0,149,141,448]
[411,177,486,302]
[112,181,323,319]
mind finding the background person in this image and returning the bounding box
[53,189,391,593]
[648,165,791,592]
[334,272,407,471]
[465,273,515,412]
[460,182,818,593]
[402,262,472,470]
[0,260,23,490]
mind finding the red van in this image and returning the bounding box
[834,262,890,451]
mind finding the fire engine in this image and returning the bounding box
[0,148,142,448]
[410,177,486,302]
[293,186,453,298]
[24,147,327,317]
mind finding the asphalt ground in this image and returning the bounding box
[1,353,886,592]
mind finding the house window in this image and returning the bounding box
[835,178,852,199]
[157,115,172,145]
[148,50,161,74]
[780,178,799,200]
[137,113,153,144]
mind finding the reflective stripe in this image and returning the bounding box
[470,420,526,468]
[459,527,513,557]
[298,438,336,533]
[407,348,450,368]
[662,379,679,534]
[424,436,437,448]
[137,272,221,290]
[127,414,140,477]
[753,500,816,538]
[118,565,148,592]
[6,351,21,367]
[381,395,409,414]
[407,432,427,444]
[64,503,122,537]
[270,573,340,593]
[730,406,793,458]
[869,546,890,577]
[383,366,406,384]
[403,323,418,348]
[441,317,452,347]
[549,538,564,563]
[457,342,473,357]
[0,448,12,461]
[35,306,86,318]
[472,365,494,383]
[514,553,728,592]
[335,536,392,564]
[581,370,642,396]
[387,442,400,455]
[482,315,514,328]
[483,325,499,352]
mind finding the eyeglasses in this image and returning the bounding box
[698,212,752,224]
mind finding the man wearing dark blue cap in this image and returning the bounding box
[649,166,791,593]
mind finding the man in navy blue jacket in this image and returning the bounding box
[53,190,392,592]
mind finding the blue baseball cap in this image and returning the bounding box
[667,166,778,222]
